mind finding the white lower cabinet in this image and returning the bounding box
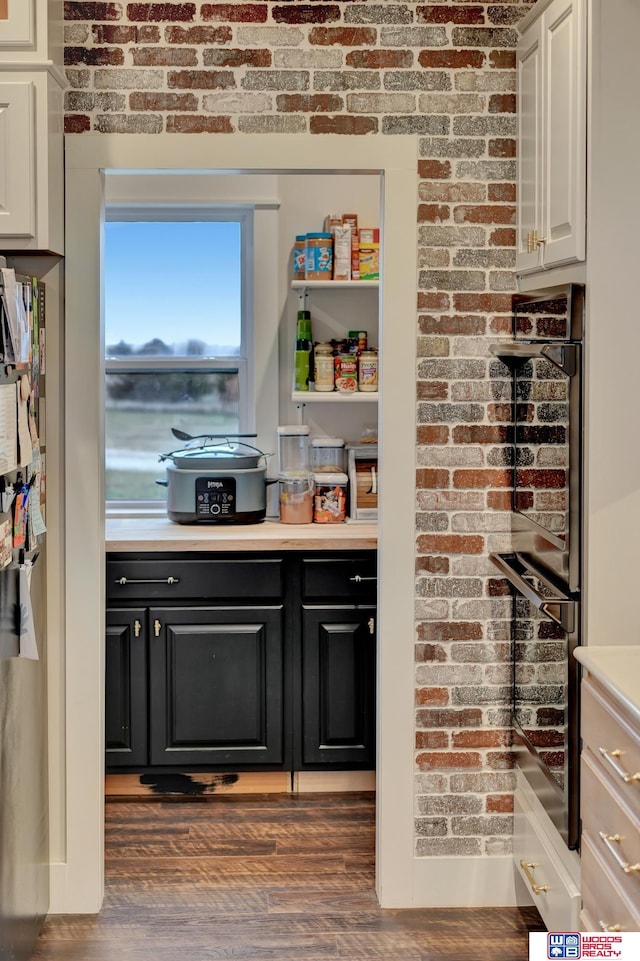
[514,773,581,930]
[0,69,64,254]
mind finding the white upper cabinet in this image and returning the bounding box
[0,0,63,65]
[516,0,586,273]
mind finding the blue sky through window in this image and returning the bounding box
[104,220,242,355]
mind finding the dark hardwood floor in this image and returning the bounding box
[33,792,544,960]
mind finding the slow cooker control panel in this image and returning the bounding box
[196,477,236,518]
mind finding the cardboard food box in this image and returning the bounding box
[346,444,378,520]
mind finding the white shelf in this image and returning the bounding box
[292,391,378,403]
[291,280,378,289]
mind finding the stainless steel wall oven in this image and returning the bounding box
[490,283,585,850]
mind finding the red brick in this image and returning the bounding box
[453,293,512,312]
[487,490,511,511]
[92,25,137,42]
[201,3,267,22]
[166,115,234,133]
[415,643,447,664]
[416,534,484,555]
[489,316,512,334]
[274,5,342,25]
[489,93,516,114]
[346,50,413,69]
[416,752,482,771]
[64,114,91,133]
[489,227,516,247]
[417,425,449,445]
[489,50,516,69]
[488,183,516,202]
[132,47,197,66]
[417,291,450,310]
[417,5,485,25]
[418,160,451,180]
[452,426,511,444]
[416,468,450,490]
[487,578,510,597]
[277,94,343,113]
[418,49,485,69]
[454,205,516,225]
[416,687,450,707]
[453,469,511,489]
[418,203,450,223]
[417,623,483,642]
[130,92,198,111]
[486,794,514,813]
[416,731,449,749]
[310,116,378,135]
[489,139,516,159]
[419,314,486,336]
[309,26,377,46]
[168,70,236,89]
[488,403,512,422]
[487,751,516,770]
[452,730,512,748]
[205,49,272,67]
[127,3,196,21]
[65,2,121,19]
[516,469,566,489]
[416,556,449,575]
[417,382,448,400]
[166,25,231,43]
[417,708,483,729]
[65,46,124,65]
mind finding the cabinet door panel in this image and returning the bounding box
[516,18,543,272]
[0,81,35,239]
[149,606,284,767]
[105,608,147,767]
[301,606,375,768]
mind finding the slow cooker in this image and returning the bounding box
[159,435,274,525]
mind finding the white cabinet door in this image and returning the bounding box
[0,1,36,50]
[0,80,35,240]
[516,0,586,273]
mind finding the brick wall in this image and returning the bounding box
[63,0,535,858]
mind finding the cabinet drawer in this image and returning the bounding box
[302,555,377,600]
[581,677,640,819]
[581,751,640,910]
[107,557,283,602]
[513,791,580,932]
[581,829,640,933]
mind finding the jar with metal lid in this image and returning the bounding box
[313,343,334,392]
[311,437,346,473]
[358,349,378,392]
[335,353,358,393]
[305,233,333,280]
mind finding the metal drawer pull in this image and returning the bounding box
[349,575,377,583]
[598,747,640,784]
[115,576,180,586]
[134,620,141,638]
[519,860,549,895]
[599,832,640,875]
[154,620,162,638]
[599,922,622,933]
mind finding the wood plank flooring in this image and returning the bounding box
[33,792,544,961]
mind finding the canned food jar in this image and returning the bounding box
[305,233,333,280]
[334,353,358,393]
[313,343,334,392]
[279,474,313,524]
[311,437,346,473]
[358,349,378,392]
[293,235,306,277]
[313,472,348,523]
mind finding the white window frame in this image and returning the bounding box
[104,204,255,513]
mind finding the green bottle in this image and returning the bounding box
[294,338,311,391]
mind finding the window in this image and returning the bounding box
[104,208,253,506]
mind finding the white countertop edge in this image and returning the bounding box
[105,517,378,552]
[574,646,640,725]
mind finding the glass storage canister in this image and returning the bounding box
[358,349,378,392]
[313,342,334,392]
[313,472,348,523]
[279,474,314,524]
[310,437,346,473]
[277,425,310,475]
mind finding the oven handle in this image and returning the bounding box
[489,342,577,376]
[489,552,576,632]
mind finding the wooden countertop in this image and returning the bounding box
[105,516,378,553]
[574,646,640,725]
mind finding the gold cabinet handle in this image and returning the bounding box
[599,922,622,933]
[519,860,549,895]
[368,617,375,636]
[599,832,640,875]
[134,619,141,638]
[599,747,640,784]
[154,619,161,637]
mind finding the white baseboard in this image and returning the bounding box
[411,855,521,907]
